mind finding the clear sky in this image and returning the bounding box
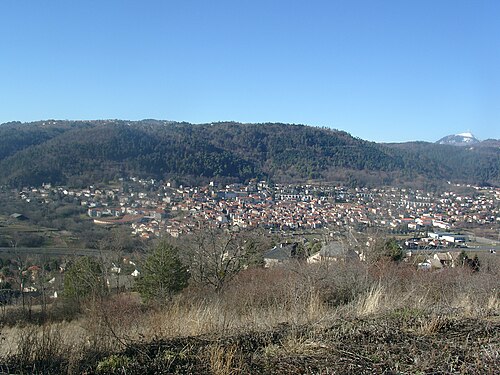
[1,1,499,142]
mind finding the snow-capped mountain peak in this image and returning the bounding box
[436,132,480,146]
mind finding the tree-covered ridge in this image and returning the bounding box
[386,141,500,186]
[0,121,78,160]
[0,120,498,187]
[0,121,258,187]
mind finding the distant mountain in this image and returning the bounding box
[480,139,500,148]
[436,132,480,146]
[0,120,498,188]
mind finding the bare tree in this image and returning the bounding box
[183,228,246,292]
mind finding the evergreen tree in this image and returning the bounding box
[63,257,105,304]
[135,241,190,303]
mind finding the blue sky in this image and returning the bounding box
[1,1,499,142]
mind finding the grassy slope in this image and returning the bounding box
[1,259,498,374]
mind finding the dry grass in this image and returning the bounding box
[207,343,244,375]
[417,315,448,335]
[355,284,384,316]
[263,328,329,359]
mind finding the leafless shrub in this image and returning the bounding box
[79,293,145,356]
[181,229,247,292]
[15,323,67,372]
[310,261,374,307]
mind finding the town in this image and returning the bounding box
[16,178,499,243]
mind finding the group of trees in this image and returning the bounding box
[59,243,188,308]
[0,121,259,187]
[59,229,272,306]
[126,232,408,304]
[134,229,270,303]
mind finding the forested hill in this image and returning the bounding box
[385,141,500,186]
[0,120,498,188]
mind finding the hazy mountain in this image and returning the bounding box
[480,139,500,148]
[436,132,480,146]
[0,120,498,188]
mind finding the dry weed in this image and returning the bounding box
[207,343,244,375]
[263,328,328,359]
[355,284,384,316]
[417,315,447,335]
[487,293,499,312]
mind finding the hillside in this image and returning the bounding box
[0,120,498,187]
[385,141,500,186]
